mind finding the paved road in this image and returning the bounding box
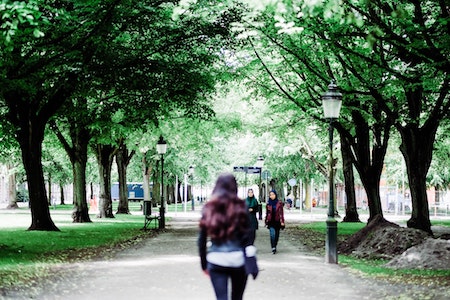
[3,212,449,300]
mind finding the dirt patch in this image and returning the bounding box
[340,225,431,259]
[339,215,450,270]
[287,216,450,271]
[386,238,450,270]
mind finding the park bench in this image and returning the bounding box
[143,214,160,230]
[142,201,160,230]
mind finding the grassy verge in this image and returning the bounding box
[0,208,157,289]
[297,220,450,285]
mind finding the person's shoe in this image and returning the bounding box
[272,248,276,254]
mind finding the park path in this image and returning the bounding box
[3,212,448,300]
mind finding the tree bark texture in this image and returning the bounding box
[340,134,360,222]
[398,123,436,234]
[52,118,91,223]
[116,142,135,214]
[336,104,391,223]
[72,159,91,222]
[60,184,65,205]
[95,144,116,218]
[19,122,59,231]
[304,180,311,210]
[70,123,91,222]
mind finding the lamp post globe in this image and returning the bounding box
[322,80,342,119]
[156,135,167,155]
[322,80,342,264]
[156,135,167,229]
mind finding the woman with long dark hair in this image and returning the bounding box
[198,173,251,300]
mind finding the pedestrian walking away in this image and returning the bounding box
[265,190,285,254]
[198,173,252,300]
[245,188,259,244]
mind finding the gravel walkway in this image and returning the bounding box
[3,213,449,300]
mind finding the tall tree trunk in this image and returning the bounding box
[19,123,59,231]
[398,123,436,234]
[6,163,18,209]
[90,182,94,200]
[116,142,135,214]
[292,184,298,205]
[60,184,65,205]
[394,85,437,234]
[51,119,91,222]
[72,158,91,222]
[70,124,91,222]
[176,178,182,204]
[337,105,391,223]
[95,144,116,218]
[340,134,360,222]
[117,158,129,214]
[304,180,311,210]
[167,185,174,205]
[47,175,51,205]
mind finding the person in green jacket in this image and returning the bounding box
[245,189,259,244]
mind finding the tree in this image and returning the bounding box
[1,1,129,230]
[313,0,450,233]
[1,0,243,227]
[50,96,95,222]
[232,10,383,222]
[115,141,135,214]
[233,1,450,233]
[84,0,243,218]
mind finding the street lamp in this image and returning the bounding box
[322,80,342,264]
[255,155,264,220]
[156,135,167,229]
[189,165,195,211]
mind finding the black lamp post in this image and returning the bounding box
[156,135,167,229]
[189,165,195,211]
[255,155,264,220]
[322,80,342,264]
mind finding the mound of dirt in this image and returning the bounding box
[386,238,450,270]
[338,215,450,270]
[349,226,430,259]
[339,215,431,259]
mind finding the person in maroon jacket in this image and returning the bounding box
[265,190,285,254]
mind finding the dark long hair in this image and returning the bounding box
[199,173,249,242]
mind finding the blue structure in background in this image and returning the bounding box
[111,182,151,201]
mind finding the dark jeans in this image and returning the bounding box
[269,226,280,249]
[249,229,256,245]
[208,263,248,300]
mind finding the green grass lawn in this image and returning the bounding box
[0,205,157,289]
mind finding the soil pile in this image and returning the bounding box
[386,238,450,270]
[339,215,450,270]
[340,215,423,258]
